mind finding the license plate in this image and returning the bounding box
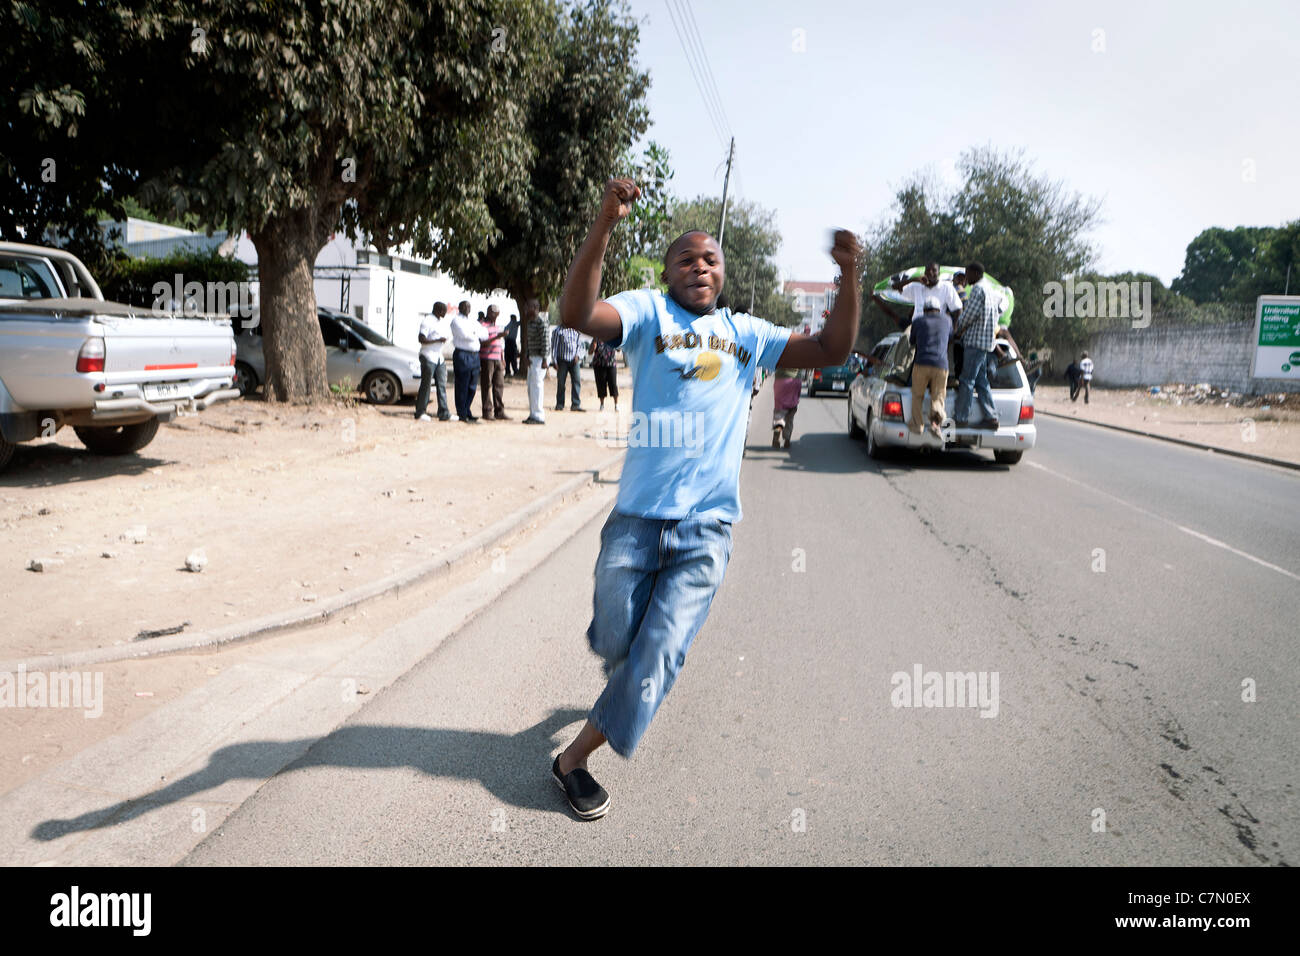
[144,382,185,401]
[832,380,846,390]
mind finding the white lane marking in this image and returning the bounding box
[1026,460,1300,582]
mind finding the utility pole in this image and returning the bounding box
[717,137,735,248]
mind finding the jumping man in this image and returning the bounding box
[550,177,861,819]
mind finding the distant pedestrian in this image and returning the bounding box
[415,301,453,421]
[951,262,1000,430]
[550,323,584,411]
[907,294,952,438]
[479,305,509,420]
[771,367,801,448]
[1065,359,1081,400]
[451,300,500,423]
[520,297,548,424]
[503,313,521,377]
[589,336,619,411]
[1078,352,1094,403]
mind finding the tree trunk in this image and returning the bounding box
[251,212,330,404]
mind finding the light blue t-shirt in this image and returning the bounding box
[605,288,792,522]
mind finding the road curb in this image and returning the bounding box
[4,448,626,672]
[1037,409,1300,472]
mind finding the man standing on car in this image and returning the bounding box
[951,262,1000,430]
[415,301,452,422]
[896,262,962,326]
[908,294,952,438]
[547,176,860,820]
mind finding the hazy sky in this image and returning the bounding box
[627,0,1300,287]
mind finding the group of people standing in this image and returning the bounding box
[414,300,511,423]
[415,297,621,426]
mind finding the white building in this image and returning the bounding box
[103,218,525,352]
[784,279,838,335]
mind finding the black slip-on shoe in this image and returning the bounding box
[551,756,610,820]
[975,418,999,430]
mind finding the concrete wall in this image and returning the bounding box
[1085,319,1300,394]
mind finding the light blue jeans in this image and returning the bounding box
[953,346,998,424]
[587,510,734,757]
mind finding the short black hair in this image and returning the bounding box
[459,300,471,314]
[664,230,718,266]
[432,301,447,316]
[965,262,985,282]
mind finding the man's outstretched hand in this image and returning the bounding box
[830,229,861,275]
[599,178,641,225]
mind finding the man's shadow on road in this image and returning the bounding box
[31,707,590,841]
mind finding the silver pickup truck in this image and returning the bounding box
[0,241,239,473]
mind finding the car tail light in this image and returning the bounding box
[76,338,105,373]
[1019,399,1034,422]
[813,369,823,380]
[882,392,904,421]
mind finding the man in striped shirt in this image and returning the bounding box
[550,323,584,412]
[950,261,1000,430]
[479,305,509,420]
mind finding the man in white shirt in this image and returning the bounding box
[1077,352,1094,404]
[415,301,452,421]
[450,300,505,423]
[895,262,963,325]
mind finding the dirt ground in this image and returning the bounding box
[1035,383,1300,466]
[2,370,629,662]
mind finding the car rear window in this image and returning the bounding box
[0,256,63,299]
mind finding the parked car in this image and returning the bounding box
[807,362,856,397]
[234,307,422,404]
[846,332,1036,464]
[0,241,238,473]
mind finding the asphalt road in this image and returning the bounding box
[184,388,1299,865]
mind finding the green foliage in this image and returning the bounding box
[442,0,651,304]
[623,254,667,292]
[666,195,799,325]
[1172,222,1300,303]
[98,247,250,309]
[602,141,674,297]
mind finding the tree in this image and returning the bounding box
[602,141,674,297]
[861,146,1102,348]
[437,0,651,312]
[667,195,799,325]
[0,1,141,275]
[1172,222,1300,303]
[4,0,559,403]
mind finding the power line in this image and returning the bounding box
[663,0,727,148]
[678,0,732,136]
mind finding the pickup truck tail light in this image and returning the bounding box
[76,338,105,373]
[813,369,823,380]
[230,338,238,366]
[882,391,905,421]
[1019,398,1034,422]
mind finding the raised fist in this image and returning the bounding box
[600,177,641,224]
[829,229,861,273]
